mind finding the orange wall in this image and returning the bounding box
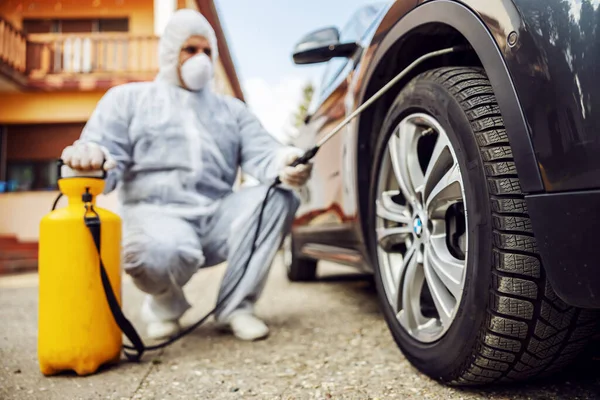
[0,0,155,35]
[0,191,120,242]
[0,91,105,124]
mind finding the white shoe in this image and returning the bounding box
[221,313,270,341]
[140,291,185,340]
[147,320,181,340]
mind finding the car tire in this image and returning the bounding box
[368,66,599,385]
[282,234,318,282]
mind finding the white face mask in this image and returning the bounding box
[180,53,213,91]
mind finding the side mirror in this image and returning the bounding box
[292,27,359,65]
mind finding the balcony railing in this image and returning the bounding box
[0,25,159,89]
[27,33,159,78]
[0,18,27,74]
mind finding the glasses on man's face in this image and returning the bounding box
[182,45,212,58]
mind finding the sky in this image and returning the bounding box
[214,0,385,142]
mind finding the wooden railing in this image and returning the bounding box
[27,33,159,78]
[0,17,27,74]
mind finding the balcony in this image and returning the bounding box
[0,18,159,91]
[0,18,28,87]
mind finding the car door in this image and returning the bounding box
[294,4,386,247]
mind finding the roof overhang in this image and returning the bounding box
[195,0,245,102]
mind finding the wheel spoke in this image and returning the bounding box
[426,236,465,299]
[393,242,418,291]
[425,162,463,219]
[377,226,412,251]
[423,132,452,199]
[376,191,412,224]
[382,252,403,312]
[399,248,425,330]
[389,121,423,203]
[423,245,455,328]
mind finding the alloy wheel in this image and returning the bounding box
[375,113,468,343]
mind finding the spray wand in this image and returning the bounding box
[278,46,467,173]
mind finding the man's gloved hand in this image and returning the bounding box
[61,142,116,171]
[279,151,313,188]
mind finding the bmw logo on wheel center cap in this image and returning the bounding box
[413,217,423,237]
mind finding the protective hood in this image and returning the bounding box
[156,9,219,88]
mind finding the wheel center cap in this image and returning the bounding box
[413,217,423,237]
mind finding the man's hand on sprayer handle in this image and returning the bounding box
[61,142,117,171]
[278,151,313,188]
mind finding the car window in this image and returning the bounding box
[319,4,387,94]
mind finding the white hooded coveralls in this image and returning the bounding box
[76,9,301,324]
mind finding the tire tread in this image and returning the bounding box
[425,67,599,385]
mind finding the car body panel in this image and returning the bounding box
[293,3,391,261]
[504,0,600,192]
[526,190,600,308]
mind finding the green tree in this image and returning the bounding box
[293,82,315,127]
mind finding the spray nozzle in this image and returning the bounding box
[288,146,319,168]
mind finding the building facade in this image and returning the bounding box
[0,0,244,273]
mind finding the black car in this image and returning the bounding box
[285,0,600,386]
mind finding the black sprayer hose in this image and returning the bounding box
[51,177,283,361]
[51,193,63,211]
[127,181,278,353]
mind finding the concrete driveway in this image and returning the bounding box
[1,254,599,399]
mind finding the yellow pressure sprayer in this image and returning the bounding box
[38,156,269,375]
[37,46,469,376]
[38,163,126,376]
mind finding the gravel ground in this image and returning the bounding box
[1,255,599,399]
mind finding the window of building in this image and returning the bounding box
[0,123,84,193]
[60,19,95,33]
[5,161,58,192]
[21,19,56,34]
[22,18,129,34]
[98,18,128,33]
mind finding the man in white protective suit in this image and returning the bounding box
[60,9,312,341]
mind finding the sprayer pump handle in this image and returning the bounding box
[56,159,107,180]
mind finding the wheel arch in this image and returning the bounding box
[353,0,544,264]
